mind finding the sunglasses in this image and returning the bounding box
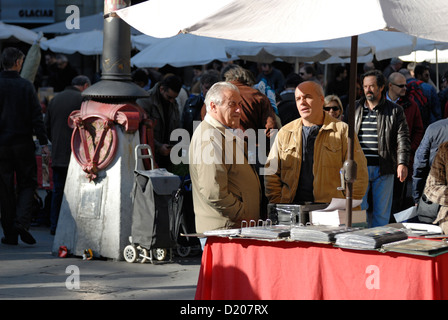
[391,83,406,88]
[324,106,340,112]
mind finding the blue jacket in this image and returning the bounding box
[412,118,448,203]
[407,78,441,125]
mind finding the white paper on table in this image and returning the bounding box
[393,206,417,222]
[318,198,363,212]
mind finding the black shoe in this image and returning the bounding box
[15,226,36,245]
[1,237,18,245]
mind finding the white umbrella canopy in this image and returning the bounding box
[116,0,448,43]
[226,30,416,63]
[39,30,154,56]
[131,34,160,51]
[399,38,448,89]
[131,30,416,68]
[399,37,448,63]
[0,21,45,45]
[131,33,239,68]
[400,49,448,64]
[40,30,104,55]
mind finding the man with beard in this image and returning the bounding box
[354,70,411,227]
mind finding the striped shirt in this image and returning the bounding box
[358,104,380,166]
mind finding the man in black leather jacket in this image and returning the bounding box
[354,70,411,227]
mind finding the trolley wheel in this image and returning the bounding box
[138,247,149,263]
[152,248,167,261]
[123,245,137,263]
[176,245,191,257]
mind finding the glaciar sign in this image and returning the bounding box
[19,9,54,19]
[1,0,55,23]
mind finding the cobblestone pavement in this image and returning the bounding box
[0,225,202,300]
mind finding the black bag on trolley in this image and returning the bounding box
[130,169,181,250]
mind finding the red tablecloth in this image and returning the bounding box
[195,237,448,300]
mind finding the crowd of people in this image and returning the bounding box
[184,58,448,236]
[2,44,448,246]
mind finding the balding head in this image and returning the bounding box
[388,72,406,84]
[295,81,325,126]
[387,72,407,100]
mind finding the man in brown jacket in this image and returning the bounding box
[265,81,368,205]
[189,82,261,234]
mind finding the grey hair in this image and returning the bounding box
[204,81,239,112]
[71,75,91,86]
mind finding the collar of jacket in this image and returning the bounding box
[282,111,339,134]
[0,70,20,78]
[204,113,247,142]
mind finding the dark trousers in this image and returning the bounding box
[0,141,37,238]
[50,166,68,232]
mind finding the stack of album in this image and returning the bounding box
[334,226,408,249]
[290,225,359,243]
[381,238,448,256]
[240,225,290,239]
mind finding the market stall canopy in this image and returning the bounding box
[0,21,45,45]
[400,49,448,64]
[39,30,152,55]
[131,29,416,68]
[225,30,417,63]
[399,37,448,63]
[131,34,160,51]
[115,0,448,43]
[32,12,141,35]
[40,30,104,55]
[131,33,239,68]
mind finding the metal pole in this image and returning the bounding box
[345,35,358,228]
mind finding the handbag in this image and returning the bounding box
[416,194,441,224]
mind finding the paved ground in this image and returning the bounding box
[0,225,202,300]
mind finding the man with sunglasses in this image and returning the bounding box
[355,70,411,227]
[386,72,424,212]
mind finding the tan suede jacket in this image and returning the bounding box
[189,115,261,233]
[264,112,368,204]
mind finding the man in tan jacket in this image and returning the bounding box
[189,82,261,233]
[265,81,368,205]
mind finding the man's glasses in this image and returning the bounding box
[324,106,340,112]
[391,83,406,88]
